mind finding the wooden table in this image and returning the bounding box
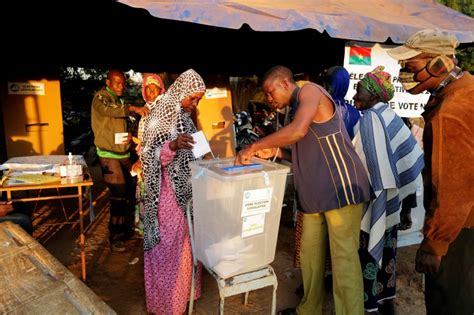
[0,221,115,314]
[0,155,94,282]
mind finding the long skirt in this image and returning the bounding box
[359,226,398,312]
[144,171,201,315]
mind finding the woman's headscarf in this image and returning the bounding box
[141,73,165,106]
[360,66,395,103]
[324,66,350,103]
[141,69,206,251]
[137,74,166,141]
[324,66,360,139]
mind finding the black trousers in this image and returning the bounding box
[99,157,135,233]
[425,228,474,315]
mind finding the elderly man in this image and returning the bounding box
[388,29,474,315]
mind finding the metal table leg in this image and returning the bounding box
[78,185,86,282]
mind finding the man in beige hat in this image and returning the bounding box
[388,29,474,315]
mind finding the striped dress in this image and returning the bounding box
[353,102,424,311]
[353,102,424,265]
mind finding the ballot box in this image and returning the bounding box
[190,158,289,278]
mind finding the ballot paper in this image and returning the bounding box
[115,132,128,144]
[191,131,211,158]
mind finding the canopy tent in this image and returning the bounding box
[118,0,474,43]
[2,0,473,76]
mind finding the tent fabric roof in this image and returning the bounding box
[118,0,474,43]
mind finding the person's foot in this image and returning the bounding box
[110,240,126,252]
[379,299,396,315]
[278,308,297,315]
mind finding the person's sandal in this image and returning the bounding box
[110,240,126,252]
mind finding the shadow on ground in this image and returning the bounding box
[34,165,426,314]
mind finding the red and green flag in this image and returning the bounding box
[349,47,372,65]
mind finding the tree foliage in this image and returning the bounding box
[437,0,474,72]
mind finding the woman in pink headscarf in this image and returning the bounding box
[132,73,166,235]
[138,73,166,140]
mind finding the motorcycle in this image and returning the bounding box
[253,109,279,138]
[63,110,94,157]
[233,111,260,152]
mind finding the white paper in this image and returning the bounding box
[241,187,273,217]
[115,132,128,144]
[207,239,254,278]
[0,163,53,171]
[191,131,211,158]
[213,261,243,278]
[204,236,246,268]
[242,213,266,238]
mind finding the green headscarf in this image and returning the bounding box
[360,66,395,102]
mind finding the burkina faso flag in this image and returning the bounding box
[349,47,372,65]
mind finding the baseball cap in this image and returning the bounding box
[387,29,459,60]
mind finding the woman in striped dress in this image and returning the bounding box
[352,66,424,314]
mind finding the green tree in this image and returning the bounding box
[437,0,474,72]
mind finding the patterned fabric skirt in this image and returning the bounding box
[294,210,332,275]
[358,226,398,312]
[294,210,304,268]
[144,170,201,315]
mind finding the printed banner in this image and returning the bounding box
[344,42,430,117]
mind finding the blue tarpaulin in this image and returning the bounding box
[119,0,474,43]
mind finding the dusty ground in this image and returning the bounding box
[33,165,426,315]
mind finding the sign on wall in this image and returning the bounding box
[7,82,45,95]
[205,87,228,99]
[343,42,430,117]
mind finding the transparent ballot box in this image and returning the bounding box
[190,158,289,278]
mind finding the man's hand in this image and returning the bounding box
[129,105,150,117]
[169,134,195,151]
[235,145,256,165]
[122,132,132,145]
[0,202,14,217]
[415,248,443,275]
[255,148,277,159]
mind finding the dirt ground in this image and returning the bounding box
[34,165,426,315]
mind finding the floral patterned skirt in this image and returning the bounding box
[358,226,398,312]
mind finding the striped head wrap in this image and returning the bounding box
[360,66,394,103]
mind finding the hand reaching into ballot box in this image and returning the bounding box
[235,144,256,165]
[255,148,278,159]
